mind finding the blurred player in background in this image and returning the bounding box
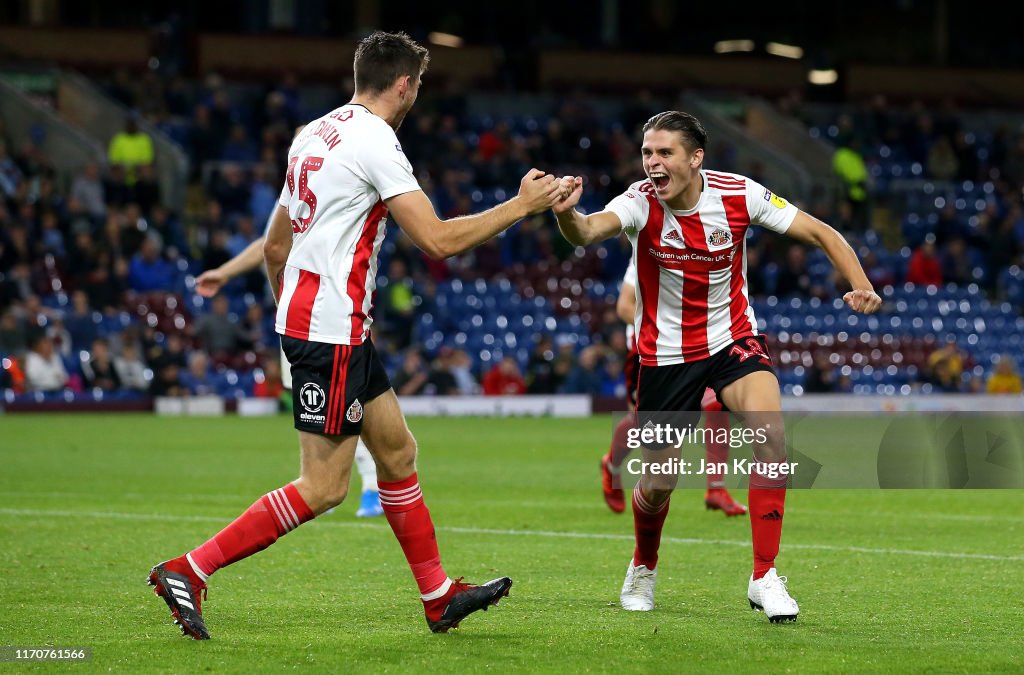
[195,202,384,518]
[601,261,746,517]
[149,30,566,639]
[554,111,881,622]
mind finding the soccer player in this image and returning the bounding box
[554,111,881,622]
[601,262,746,517]
[195,213,384,518]
[148,31,566,639]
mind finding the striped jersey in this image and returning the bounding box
[607,170,798,366]
[275,104,420,344]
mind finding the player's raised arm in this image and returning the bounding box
[263,205,293,303]
[551,176,624,246]
[784,211,882,314]
[385,168,564,260]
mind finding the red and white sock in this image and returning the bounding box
[187,483,314,580]
[605,413,635,473]
[631,483,670,570]
[378,473,452,600]
[748,461,788,580]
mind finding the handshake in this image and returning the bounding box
[516,169,584,216]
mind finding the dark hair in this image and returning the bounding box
[353,31,430,95]
[642,111,707,152]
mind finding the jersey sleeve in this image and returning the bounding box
[277,181,290,209]
[357,126,421,200]
[746,177,799,233]
[605,184,651,236]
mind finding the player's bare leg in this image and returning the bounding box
[720,371,798,622]
[147,433,353,639]
[360,389,512,632]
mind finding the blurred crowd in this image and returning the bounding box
[2,74,1024,400]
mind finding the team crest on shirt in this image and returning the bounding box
[707,227,732,247]
[346,399,363,423]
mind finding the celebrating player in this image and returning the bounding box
[554,111,880,622]
[195,203,384,518]
[601,261,746,517]
[148,31,566,639]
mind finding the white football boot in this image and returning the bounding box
[620,560,657,611]
[747,568,799,622]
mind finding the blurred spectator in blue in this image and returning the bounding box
[81,338,121,391]
[39,211,65,258]
[0,139,23,197]
[24,333,68,392]
[128,235,174,292]
[228,216,258,258]
[181,351,216,396]
[449,349,479,395]
[64,290,98,350]
[249,163,279,225]
[222,124,260,163]
[941,237,972,285]
[599,354,625,397]
[560,346,602,394]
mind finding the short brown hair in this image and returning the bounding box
[353,31,430,95]
[643,111,707,152]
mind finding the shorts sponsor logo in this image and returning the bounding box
[299,382,326,413]
[299,412,326,423]
[346,399,363,423]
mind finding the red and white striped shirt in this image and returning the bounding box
[607,170,798,366]
[275,104,421,344]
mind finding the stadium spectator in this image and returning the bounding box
[560,346,603,394]
[599,354,626,397]
[107,115,155,182]
[24,333,69,392]
[926,339,965,392]
[774,245,812,297]
[222,124,260,163]
[426,347,461,395]
[832,135,870,231]
[134,163,162,214]
[150,361,186,397]
[378,259,416,348]
[941,237,972,285]
[64,290,99,350]
[195,294,244,358]
[181,351,216,395]
[128,235,175,292]
[254,357,284,399]
[392,350,429,395]
[926,136,959,181]
[448,348,479,394]
[906,236,943,287]
[81,338,121,391]
[482,356,527,395]
[804,352,839,393]
[69,161,106,219]
[986,355,1022,394]
[114,341,149,391]
[0,308,28,355]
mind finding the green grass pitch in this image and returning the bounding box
[1,414,1021,672]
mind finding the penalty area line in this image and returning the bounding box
[0,507,1021,563]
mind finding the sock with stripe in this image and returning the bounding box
[631,483,670,570]
[378,472,452,600]
[186,483,314,580]
[748,461,788,580]
[605,413,635,472]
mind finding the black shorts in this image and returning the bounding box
[281,336,392,436]
[637,335,777,414]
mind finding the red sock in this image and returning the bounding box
[188,483,314,579]
[748,463,787,579]
[703,406,729,489]
[379,473,450,598]
[631,483,670,570]
[607,413,635,469]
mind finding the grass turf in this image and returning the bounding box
[0,414,1021,673]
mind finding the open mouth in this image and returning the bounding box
[649,172,669,190]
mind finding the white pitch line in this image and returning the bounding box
[1,507,1021,563]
